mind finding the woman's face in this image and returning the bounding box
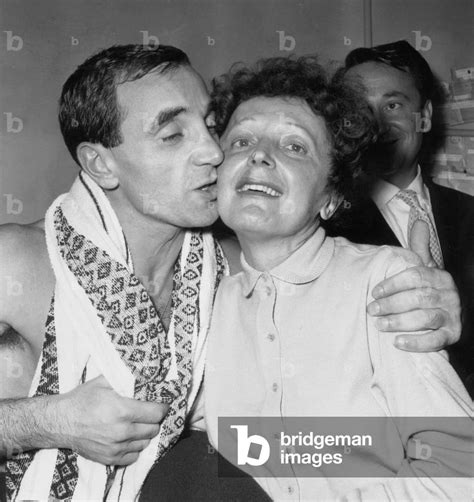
[217,96,334,241]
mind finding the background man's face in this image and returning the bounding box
[109,66,223,228]
[346,61,432,182]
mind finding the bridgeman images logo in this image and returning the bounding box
[231,425,270,466]
[222,417,472,478]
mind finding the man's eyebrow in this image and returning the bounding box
[383,91,411,101]
[146,106,187,135]
[156,106,187,126]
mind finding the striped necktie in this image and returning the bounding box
[395,189,444,268]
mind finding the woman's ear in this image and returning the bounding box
[76,142,120,190]
[320,193,343,221]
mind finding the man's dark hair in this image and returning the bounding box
[59,44,190,165]
[344,40,435,104]
[211,56,376,200]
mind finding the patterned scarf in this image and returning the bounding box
[6,172,227,501]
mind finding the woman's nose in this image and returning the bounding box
[248,144,275,168]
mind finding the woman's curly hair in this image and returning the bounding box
[211,56,377,202]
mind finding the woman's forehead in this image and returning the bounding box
[232,96,314,122]
[224,96,330,144]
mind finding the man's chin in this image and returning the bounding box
[368,150,401,178]
[186,205,219,228]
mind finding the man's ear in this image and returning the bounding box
[76,142,120,190]
[320,193,343,221]
[420,99,433,133]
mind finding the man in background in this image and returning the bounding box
[325,40,474,394]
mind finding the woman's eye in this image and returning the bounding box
[286,143,307,154]
[232,138,250,148]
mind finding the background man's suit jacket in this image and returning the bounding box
[324,179,474,396]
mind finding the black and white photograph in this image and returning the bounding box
[1,0,473,500]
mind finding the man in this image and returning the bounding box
[1,44,230,500]
[324,40,474,393]
[0,44,463,498]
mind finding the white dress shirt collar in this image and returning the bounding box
[370,166,438,249]
[371,165,430,208]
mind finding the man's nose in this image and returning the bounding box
[193,132,224,167]
[248,142,275,169]
[369,107,389,139]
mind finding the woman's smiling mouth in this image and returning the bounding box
[237,183,282,197]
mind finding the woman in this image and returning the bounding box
[203,56,472,501]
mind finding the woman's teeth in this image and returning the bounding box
[237,184,282,197]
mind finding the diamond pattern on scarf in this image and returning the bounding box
[153,232,204,460]
[5,207,181,500]
[55,207,180,405]
[51,208,207,494]
[51,450,79,500]
[6,209,228,501]
[6,298,79,501]
[395,189,444,268]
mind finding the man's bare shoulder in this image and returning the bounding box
[0,219,53,291]
[0,219,46,257]
[0,221,53,396]
[0,221,54,341]
[2,218,49,268]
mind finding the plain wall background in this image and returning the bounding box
[0,0,472,224]
[372,0,474,78]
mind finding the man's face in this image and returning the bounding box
[109,66,223,228]
[345,61,432,182]
[217,96,334,241]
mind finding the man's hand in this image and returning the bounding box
[56,376,169,466]
[367,266,461,352]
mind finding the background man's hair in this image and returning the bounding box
[344,40,435,104]
[59,44,190,165]
[211,56,376,200]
